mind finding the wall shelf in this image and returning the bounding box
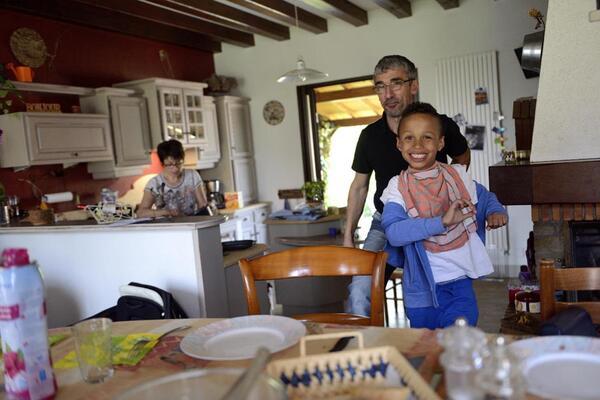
[8,81,94,96]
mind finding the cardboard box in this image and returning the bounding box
[224,191,244,209]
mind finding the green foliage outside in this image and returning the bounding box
[301,180,326,203]
[317,115,338,183]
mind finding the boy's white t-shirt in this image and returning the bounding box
[381,165,493,283]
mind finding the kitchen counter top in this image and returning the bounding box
[217,202,270,215]
[223,243,268,267]
[265,214,343,225]
[0,214,227,327]
[276,233,364,247]
[0,215,225,233]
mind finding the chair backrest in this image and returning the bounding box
[540,259,600,323]
[239,246,387,326]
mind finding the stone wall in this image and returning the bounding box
[531,203,600,272]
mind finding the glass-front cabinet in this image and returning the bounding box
[159,87,205,146]
[114,78,216,155]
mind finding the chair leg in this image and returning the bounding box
[384,298,389,326]
[392,280,399,313]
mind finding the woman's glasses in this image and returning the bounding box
[163,160,184,168]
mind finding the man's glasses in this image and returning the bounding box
[373,78,415,94]
[163,160,184,167]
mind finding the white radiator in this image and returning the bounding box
[435,51,509,255]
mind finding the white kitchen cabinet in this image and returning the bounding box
[219,203,270,244]
[114,78,213,150]
[80,88,152,179]
[232,157,257,205]
[158,87,205,145]
[0,112,112,168]
[202,96,258,204]
[184,96,221,170]
[219,218,238,242]
[223,98,253,158]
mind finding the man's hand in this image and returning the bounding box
[486,213,508,230]
[442,199,475,227]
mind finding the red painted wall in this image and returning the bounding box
[0,10,215,212]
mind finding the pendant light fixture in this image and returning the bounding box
[276,6,328,84]
[277,57,328,83]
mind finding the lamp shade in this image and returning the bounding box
[276,58,328,83]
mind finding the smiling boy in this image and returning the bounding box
[381,102,507,329]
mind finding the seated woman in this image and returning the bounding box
[137,140,210,218]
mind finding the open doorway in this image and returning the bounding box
[297,76,382,240]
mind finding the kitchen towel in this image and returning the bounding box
[42,192,73,204]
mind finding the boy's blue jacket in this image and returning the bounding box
[382,182,507,308]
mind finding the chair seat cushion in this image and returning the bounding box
[540,306,598,337]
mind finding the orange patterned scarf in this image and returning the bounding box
[398,162,477,253]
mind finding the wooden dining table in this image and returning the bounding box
[2,318,549,400]
[1,318,447,400]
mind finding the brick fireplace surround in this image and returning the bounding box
[489,160,600,273]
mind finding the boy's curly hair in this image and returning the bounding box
[399,102,443,137]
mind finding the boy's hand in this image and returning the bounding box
[442,199,475,227]
[486,213,508,230]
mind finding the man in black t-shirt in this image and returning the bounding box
[344,55,470,316]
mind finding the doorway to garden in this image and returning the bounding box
[297,76,382,240]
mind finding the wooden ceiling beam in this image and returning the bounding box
[72,0,254,47]
[226,0,327,34]
[331,116,380,127]
[316,86,375,102]
[0,0,222,52]
[148,0,290,41]
[373,0,411,18]
[435,0,459,10]
[307,0,368,26]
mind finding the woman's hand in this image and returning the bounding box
[486,213,508,230]
[166,208,180,217]
[442,199,475,227]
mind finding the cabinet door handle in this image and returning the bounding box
[71,152,79,157]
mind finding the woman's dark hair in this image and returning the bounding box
[157,139,185,163]
[399,102,444,137]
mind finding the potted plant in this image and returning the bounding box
[301,181,325,206]
[0,63,22,114]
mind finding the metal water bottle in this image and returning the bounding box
[0,248,57,399]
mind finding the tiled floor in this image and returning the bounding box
[385,277,509,333]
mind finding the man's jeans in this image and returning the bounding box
[346,212,388,316]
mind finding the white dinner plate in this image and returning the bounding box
[510,336,600,400]
[180,315,306,360]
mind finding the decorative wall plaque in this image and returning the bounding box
[263,100,285,125]
[10,28,48,68]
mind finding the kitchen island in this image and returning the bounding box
[0,215,228,328]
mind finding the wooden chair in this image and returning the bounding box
[540,258,600,323]
[384,268,403,326]
[239,246,387,326]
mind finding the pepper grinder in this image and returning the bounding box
[475,336,525,399]
[438,317,488,400]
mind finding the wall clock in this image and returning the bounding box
[263,100,285,125]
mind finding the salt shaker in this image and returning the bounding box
[475,336,525,399]
[438,317,487,400]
